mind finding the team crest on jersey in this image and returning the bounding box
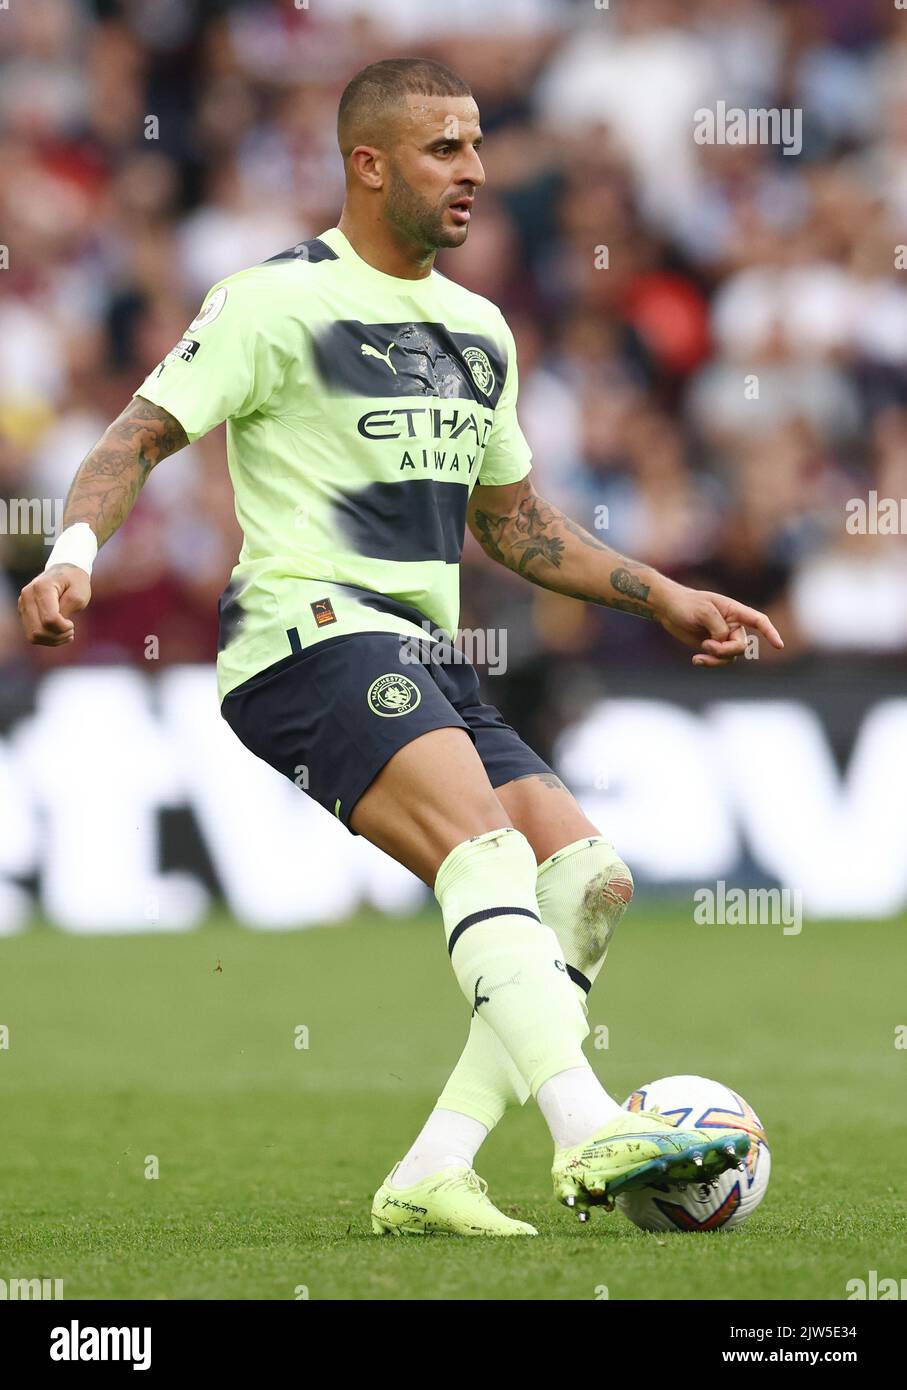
[367,673,422,717]
[189,285,227,330]
[462,346,494,395]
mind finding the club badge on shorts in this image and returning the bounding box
[367,673,422,717]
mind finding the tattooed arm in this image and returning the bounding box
[56,396,188,543]
[468,473,784,668]
[18,397,188,646]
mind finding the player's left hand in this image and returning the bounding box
[654,584,784,668]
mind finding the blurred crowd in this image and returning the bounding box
[2,0,907,681]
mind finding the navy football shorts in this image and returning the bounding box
[220,630,553,831]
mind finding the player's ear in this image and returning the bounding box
[348,145,385,191]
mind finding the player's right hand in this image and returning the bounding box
[18,565,92,646]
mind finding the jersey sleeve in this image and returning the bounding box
[477,314,533,486]
[134,270,291,442]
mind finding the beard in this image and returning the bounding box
[384,162,465,251]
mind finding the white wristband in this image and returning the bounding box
[44,523,98,578]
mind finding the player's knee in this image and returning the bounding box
[573,848,633,973]
[602,857,634,910]
[583,844,633,929]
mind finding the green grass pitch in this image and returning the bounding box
[1,902,905,1300]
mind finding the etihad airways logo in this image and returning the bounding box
[357,405,492,444]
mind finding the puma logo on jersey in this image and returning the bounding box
[361,342,397,374]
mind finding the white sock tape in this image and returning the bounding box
[44,523,98,577]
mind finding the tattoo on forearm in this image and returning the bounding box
[472,493,589,577]
[471,485,656,618]
[605,598,655,619]
[610,567,651,602]
[471,509,509,567]
[562,515,611,554]
[62,398,188,544]
[473,495,565,574]
[520,569,656,618]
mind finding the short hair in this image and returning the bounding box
[337,58,472,158]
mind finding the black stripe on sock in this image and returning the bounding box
[567,964,592,995]
[447,906,541,956]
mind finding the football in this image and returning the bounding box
[617,1075,771,1233]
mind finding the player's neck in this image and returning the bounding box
[336,210,435,281]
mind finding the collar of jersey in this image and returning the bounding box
[320,226,438,290]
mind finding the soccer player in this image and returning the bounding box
[19,59,782,1236]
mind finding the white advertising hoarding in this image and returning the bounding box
[0,667,903,930]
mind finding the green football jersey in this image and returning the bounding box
[135,226,533,700]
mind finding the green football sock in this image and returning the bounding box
[437,836,633,1127]
[434,827,589,1097]
[436,1011,531,1130]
